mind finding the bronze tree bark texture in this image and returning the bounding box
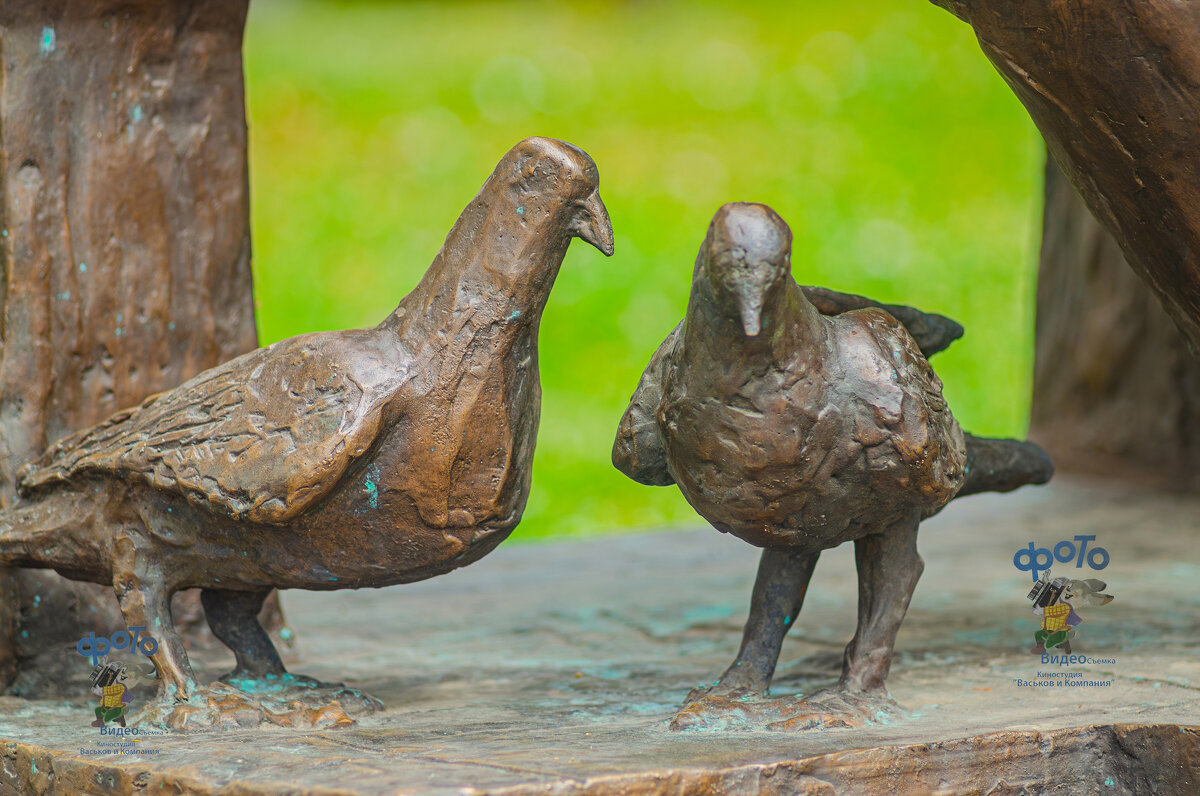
[1031,158,1200,491]
[928,0,1200,349]
[0,0,260,693]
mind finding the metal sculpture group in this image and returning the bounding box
[0,138,1049,731]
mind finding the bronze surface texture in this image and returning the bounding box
[0,479,1195,793]
[614,203,1052,730]
[0,137,613,729]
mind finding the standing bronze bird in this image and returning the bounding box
[0,137,613,726]
[613,202,1051,730]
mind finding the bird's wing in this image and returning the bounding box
[19,331,411,525]
[844,307,966,503]
[612,321,682,486]
[849,308,949,414]
[802,285,964,358]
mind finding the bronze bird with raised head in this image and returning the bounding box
[0,137,613,720]
[614,202,1051,729]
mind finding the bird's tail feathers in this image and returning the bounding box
[956,434,1054,499]
[0,493,94,570]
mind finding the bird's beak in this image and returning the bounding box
[569,190,615,257]
[737,295,763,337]
[724,263,778,337]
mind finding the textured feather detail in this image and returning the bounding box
[844,307,965,503]
[613,321,682,487]
[18,330,412,525]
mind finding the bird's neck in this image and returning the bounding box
[379,196,571,340]
[684,278,825,368]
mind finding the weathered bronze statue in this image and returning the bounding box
[928,0,1200,352]
[614,202,1052,730]
[0,136,613,728]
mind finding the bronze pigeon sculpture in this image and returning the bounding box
[613,202,1051,729]
[0,136,613,725]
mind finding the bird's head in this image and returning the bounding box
[699,202,792,337]
[391,137,612,335]
[499,137,614,257]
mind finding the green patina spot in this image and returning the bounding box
[226,672,314,694]
[362,463,382,509]
[40,27,55,55]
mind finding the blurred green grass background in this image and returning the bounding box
[244,0,1043,540]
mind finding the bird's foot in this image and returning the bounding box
[671,685,906,732]
[221,670,384,714]
[220,669,334,691]
[765,688,907,731]
[131,679,382,732]
[671,685,777,731]
[680,680,752,706]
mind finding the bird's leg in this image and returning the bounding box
[110,532,196,701]
[671,548,819,729]
[202,587,344,692]
[201,588,286,681]
[758,514,924,731]
[840,512,924,694]
[708,547,820,696]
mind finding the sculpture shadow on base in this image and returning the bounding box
[613,202,1053,732]
[0,136,613,731]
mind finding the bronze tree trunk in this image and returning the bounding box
[1031,157,1200,491]
[929,0,1200,349]
[0,0,262,693]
